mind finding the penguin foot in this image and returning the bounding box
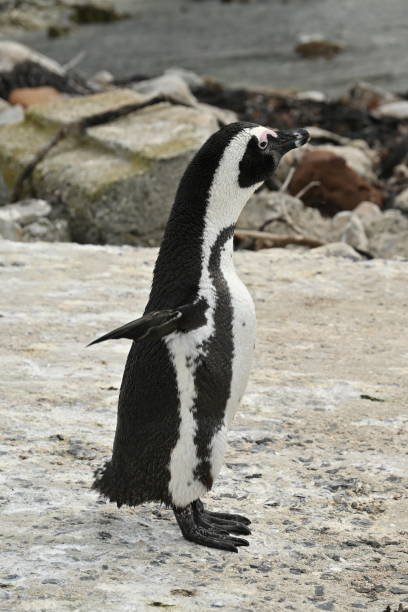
[193,499,251,536]
[173,503,250,553]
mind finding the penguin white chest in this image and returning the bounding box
[221,248,256,425]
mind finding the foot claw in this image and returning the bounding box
[172,500,252,553]
[206,510,251,525]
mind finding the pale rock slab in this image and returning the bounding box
[0,89,219,245]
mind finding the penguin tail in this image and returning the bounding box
[92,460,123,507]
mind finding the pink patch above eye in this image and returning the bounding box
[259,128,278,146]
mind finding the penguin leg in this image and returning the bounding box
[193,499,251,536]
[173,504,249,553]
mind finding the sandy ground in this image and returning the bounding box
[8,0,408,95]
[0,240,407,611]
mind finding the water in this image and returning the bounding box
[6,0,408,95]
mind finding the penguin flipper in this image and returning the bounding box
[87,300,208,347]
[87,309,182,346]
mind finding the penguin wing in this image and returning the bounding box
[87,301,207,347]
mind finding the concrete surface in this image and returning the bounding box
[0,239,407,611]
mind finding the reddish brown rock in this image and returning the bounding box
[8,86,61,107]
[289,150,383,216]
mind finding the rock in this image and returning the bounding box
[1,199,63,240]
[0,41,92,100]
[0,218,22,241]
[47,23,72,39]
[330,211,352,240]
[311,242,363,261]
[340,214,369,252]
[366,209,408,259]
[196,102,238,126]
[0,89,218,246]
[276,140,378,185]
[295,35,343,59]
[393,188,408,214]
[393,164,408,182]
[0,173,10,206]
[0,199,69,242]
[8,87,62,108]
[23,217,70,242]
[130,72,198,106]
[289,150,383,216]
[89,70,115,90]
[353,201,383,229]
[389,587,408,595]
[305,127,350,146]
[347,82,397,111]
[0,199,51,226]
[238,191,285,231]
[0,41,65,75]
[68,0,129,24]
[296,91,327,103]
[311,144,378,182]
[0,9,47,32]
[374,101,408,119]
[0,101,24,125]
[166,68,204,91]
[237,191,332,242]
[315,602,335,611]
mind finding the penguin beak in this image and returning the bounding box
[270,128,310,155]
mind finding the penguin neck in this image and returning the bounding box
[146,189,253,311]
[146,146,260,311]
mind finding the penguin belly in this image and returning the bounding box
[222,253,256,428]
[166,249,256,509]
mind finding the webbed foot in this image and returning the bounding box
[193,499,251,536]
[173,500,251,553]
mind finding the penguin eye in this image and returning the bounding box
[258,140,268,150]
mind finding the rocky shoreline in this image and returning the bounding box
[0,41,407,259]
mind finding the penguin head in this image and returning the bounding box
[241,124,309,186]
[223,122,310,189]
[174,121,309,228]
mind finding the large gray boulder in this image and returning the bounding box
[0,89,218,245]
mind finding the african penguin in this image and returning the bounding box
[90,121,309,552]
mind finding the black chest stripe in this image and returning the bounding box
[193,225,235,490]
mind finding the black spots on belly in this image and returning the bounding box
[193,225,235,489]
[242,321,246,327]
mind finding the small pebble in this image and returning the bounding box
[315,601,335,611]
[389,586,408,594]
